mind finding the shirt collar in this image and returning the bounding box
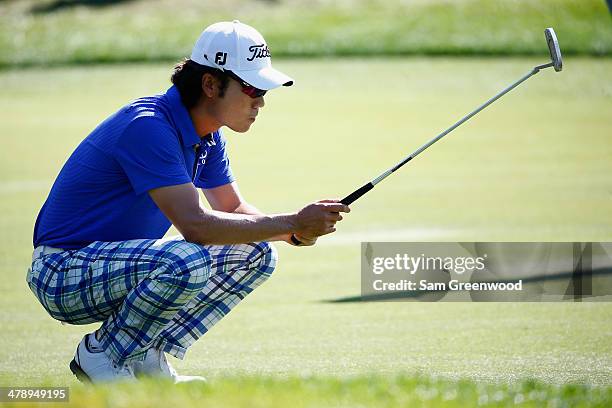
[165,85,202,148]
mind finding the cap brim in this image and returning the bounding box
[234,66,293,90]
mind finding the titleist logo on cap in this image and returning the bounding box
[247,44,271,61]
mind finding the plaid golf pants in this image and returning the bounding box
[26,236,277,366]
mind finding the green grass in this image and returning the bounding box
[0,58,611,406]
[1,0,611,67]
[3,376,612,408]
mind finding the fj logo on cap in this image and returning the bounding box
[215,52,227,66]
[247,44,271,61]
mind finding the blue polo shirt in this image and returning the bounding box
[33,86,234,249]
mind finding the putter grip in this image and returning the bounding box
[341,182,374,205]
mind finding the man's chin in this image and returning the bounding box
[227,122,253,133]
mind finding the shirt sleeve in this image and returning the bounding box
[194,130,235,189]
[114,116,191,195]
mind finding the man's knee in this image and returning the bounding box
[252,241,278,277]
[154,241,212,289]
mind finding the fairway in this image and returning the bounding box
[0,58,611,405]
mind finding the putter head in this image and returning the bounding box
[544,28,563,72]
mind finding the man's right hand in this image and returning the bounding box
[292,200,350,239]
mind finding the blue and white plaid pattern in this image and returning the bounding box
[26,236,277,366]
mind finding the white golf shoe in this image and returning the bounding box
[69,333,135,383]
[131,347,206,383]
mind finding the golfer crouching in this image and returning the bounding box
[26,20,349,383]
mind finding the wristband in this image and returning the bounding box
[290,234,303,246]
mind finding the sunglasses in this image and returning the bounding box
[226,71,267,98]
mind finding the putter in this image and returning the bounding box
[290,28,563,246]
[340,27,562,205]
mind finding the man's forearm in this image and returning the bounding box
[184,208,296,246]
[151,184,319,245]
[231,202,293,242]
[232,202,263,216]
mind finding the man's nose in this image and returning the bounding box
[254,96,265,108]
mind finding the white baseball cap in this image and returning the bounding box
[190,20,293,91]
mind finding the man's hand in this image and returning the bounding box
[291,199,350,245]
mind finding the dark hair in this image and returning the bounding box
[171,59,229,109]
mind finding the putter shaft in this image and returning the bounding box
[340,64,550,206]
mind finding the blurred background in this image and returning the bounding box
[1,0,611,66]
[1,1,611,406]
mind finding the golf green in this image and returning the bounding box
[0,59,610,400]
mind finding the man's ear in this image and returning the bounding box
[201,73,219,98]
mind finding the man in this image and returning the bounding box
[26,20,349,384]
